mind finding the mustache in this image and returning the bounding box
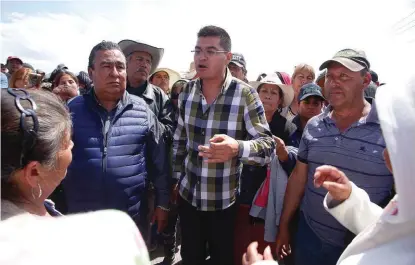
[135,68,147,73]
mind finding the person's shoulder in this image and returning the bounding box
[128,92,148,107]
[232,77,259,103]
[67,95,85,109]
[233,77,253,92]
[306,111,327,129]
[127,93,157,123]
[148,83,169,99]
[148,83,161,94]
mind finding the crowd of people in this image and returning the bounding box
[1,24,414,265]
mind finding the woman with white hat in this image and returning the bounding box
[249,73,296,141]
[235,73,297,263]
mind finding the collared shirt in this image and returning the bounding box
[298,102,394,247]
[172,69,275,211]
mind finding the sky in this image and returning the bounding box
[1,0,414,84]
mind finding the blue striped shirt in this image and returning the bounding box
[298,102,394,247]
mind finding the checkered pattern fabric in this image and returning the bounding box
[172,70,275,211]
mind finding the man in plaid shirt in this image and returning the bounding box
[172,25,275,265]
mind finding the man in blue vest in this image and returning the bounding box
[63,41,170,235]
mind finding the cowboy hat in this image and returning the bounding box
[249,73,294,108]
[181,62,197,80]
[151,68,181,89]
[118,39,164,75]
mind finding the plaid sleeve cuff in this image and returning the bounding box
[237,140,250,159]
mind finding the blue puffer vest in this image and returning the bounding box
[63,91,150,219]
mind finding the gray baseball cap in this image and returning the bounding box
[319,48,370,72]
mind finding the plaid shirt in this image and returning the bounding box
[172,70,275,211]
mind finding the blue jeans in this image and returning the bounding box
[295,213,345,265]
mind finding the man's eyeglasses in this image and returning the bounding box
[191,49,228,57]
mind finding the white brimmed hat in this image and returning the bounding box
[118,39,164,75]
[249,73,294,108]
[181,62,197,80]
[151,68,181,89]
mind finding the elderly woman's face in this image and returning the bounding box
[39,130,74,192]
[53,74,78,101]
[292,70,314,95]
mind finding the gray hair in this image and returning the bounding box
[1,89,72,184]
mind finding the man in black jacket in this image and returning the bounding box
[118,40,174,143]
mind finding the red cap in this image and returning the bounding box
[7,56,23,64]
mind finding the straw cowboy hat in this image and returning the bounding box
[249,73,294,108]
[151,68,181,89]
[118,39,164,75]
[181,61,197,80]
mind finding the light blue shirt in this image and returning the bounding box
[0,72,8,88]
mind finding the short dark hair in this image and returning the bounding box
[197,25,231,52]
[77,71,93,90]
[88,41,123,69]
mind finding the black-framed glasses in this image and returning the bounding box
[191,49,228,57]
[7,88,39,167]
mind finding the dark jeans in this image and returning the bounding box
[295,213,345,265]
[178,196,238,265]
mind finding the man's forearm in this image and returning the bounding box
[279,172,307,226]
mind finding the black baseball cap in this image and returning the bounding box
[319,48,370,72]
[229,53,246,69]
[370,70,378,83]
[57,63,68,70]
[298,83,325,102]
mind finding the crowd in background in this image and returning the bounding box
[1,24,414,265]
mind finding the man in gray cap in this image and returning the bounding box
[228,52,248,82]
[276,48,394,265]
[118,40,174,143]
